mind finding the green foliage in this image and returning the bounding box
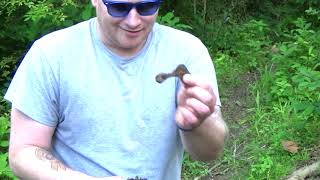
[0,152,15,179]
[157,12,192,31]
[0,115,10,151]
[0,115,14,179]
[202,1,320,179]
[250,155,273,177]
[233,19,272,71]
[0,56,16,92]
[0,0,95,56]
[0,56,17,114]
[268,17,320,116]
[182,154,210,179]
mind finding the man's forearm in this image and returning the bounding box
[180,112,229,161]
[10,146,91,180]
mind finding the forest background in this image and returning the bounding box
[0,0,319,179]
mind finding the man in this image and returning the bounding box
[5,0,228,179]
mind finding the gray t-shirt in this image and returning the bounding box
[5,18,221,179]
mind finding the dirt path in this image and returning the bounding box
[203,72,257,180]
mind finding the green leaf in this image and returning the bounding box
[0,141,9,147]
[0,153,8,169]
[81,4,93,21]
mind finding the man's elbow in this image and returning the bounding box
[8,145,33,177]
[8,148,20,176]
[190,146,225,162]
[196,130,228,161]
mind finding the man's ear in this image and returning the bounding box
[91,0,98,7]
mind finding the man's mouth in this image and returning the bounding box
[125,29,142,37]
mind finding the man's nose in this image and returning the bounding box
[125,8,141,28]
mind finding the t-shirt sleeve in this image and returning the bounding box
[4,41,59,127]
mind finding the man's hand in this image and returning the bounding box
[176,74,217,131]
[176,74,228,161]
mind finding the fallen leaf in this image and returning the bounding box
[281,140,299,153]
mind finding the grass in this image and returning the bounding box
[182,15,320,179]
[182,74,319,179]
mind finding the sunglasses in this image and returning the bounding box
[102,0,162,18]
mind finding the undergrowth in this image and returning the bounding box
[181,5,320,180]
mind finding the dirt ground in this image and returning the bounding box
[202,72,255,180]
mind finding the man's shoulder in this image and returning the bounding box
[26,18,95,66]
[35,18,94,48]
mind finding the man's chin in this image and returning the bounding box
[121,41,145,50]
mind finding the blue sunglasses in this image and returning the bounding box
[102,0,162,18]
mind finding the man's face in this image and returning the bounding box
[92,0,158,56]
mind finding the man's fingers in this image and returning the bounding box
[176,107,199,129]
[185,86,216,113]
[186,98,211,119]
[177,74,218,129]
[182,74,212,90]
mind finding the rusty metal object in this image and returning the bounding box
[155,64,190,83]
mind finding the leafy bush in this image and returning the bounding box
[0,56,17,114]
[157,12,192,31]
[0,115,15,179]
[0,0,95,57]
[270,17,320,115]
[211,3,319,179]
